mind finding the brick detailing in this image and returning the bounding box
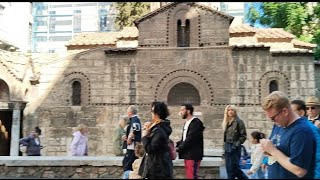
[0,58,23,82]
[154,69,214,106]
[63,72,91,106]
[258,70,290,102]
[167,3,201,47]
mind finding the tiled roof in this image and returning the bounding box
[116,27,139,39]
[256,28,295,39]
[66,27,139,47]
[230,25,295,39]
[229,24,256,34]
[66,22,316,53]
[66,32,118,46]
[230,24,316,51]
[292,39,317,49]
[271,49,313,54]
[0,50,30,81]
[230,43,267,48]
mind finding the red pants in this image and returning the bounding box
[184,159,201,179]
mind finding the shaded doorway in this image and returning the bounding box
[0,110,12,156]
[167,82,201,106]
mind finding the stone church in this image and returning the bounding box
[0,2,317,156]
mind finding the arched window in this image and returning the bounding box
[185,19,190,47]
[177,19,191,47]
[168,82,200,106]
[177,19,183,47]
[269,80,278,93]
[72,81,81,106]
[0,79,10,101]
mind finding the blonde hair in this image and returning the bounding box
[221,105,237,132]
[262,91,290,111]
[119,116,129,128]
[75,124,88,132]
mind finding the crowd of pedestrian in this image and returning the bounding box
[17,90,320,179]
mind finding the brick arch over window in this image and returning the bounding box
[63,72,90,106]
[259,71,290,102]
[0,79,10,101]
[167,3,201,47]
[168,82,200,106]
[154,69,214,106]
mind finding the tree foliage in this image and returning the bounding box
[245,2,320,60]
[112,2,150,31]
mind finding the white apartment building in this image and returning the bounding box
[32,2,116,53]
[0,2,32,52]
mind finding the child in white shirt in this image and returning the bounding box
[247,131,266,179]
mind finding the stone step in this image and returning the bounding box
[0,156,223,167]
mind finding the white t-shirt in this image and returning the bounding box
[183,117,195,141]
[34,137,40,145]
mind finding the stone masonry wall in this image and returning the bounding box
[22,46,316,156]
[0,166,219,179]
[137,3,231,48]
[0,157,221,179]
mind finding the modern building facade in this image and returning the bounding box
[32,2,116,53]
[0,2,32,52]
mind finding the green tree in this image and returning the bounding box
[245,2,320,60]
[112,2,150,31]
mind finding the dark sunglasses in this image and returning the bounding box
[307,107,316,110]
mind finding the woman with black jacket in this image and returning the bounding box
[138,101,173,179]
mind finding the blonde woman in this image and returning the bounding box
[222,105,248,179]
[70,124,88,156]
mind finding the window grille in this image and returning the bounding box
[72,81,81,106]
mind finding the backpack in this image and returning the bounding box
[168,139,177,160]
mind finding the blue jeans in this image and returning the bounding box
[249,168,265,179]
[122,170,131,179]
[225,146,248,179]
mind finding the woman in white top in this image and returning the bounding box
[247,131,266,179]
[70,124,88,156]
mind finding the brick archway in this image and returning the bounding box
[259,71,290,102]
[0,79,10,101]
[63,72,91,106]
[154,69,214,106]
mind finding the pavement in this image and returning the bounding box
[219,165,250,179]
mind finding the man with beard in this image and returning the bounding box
[176,104,205,179]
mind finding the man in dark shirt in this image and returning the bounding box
[176,104,205,179]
